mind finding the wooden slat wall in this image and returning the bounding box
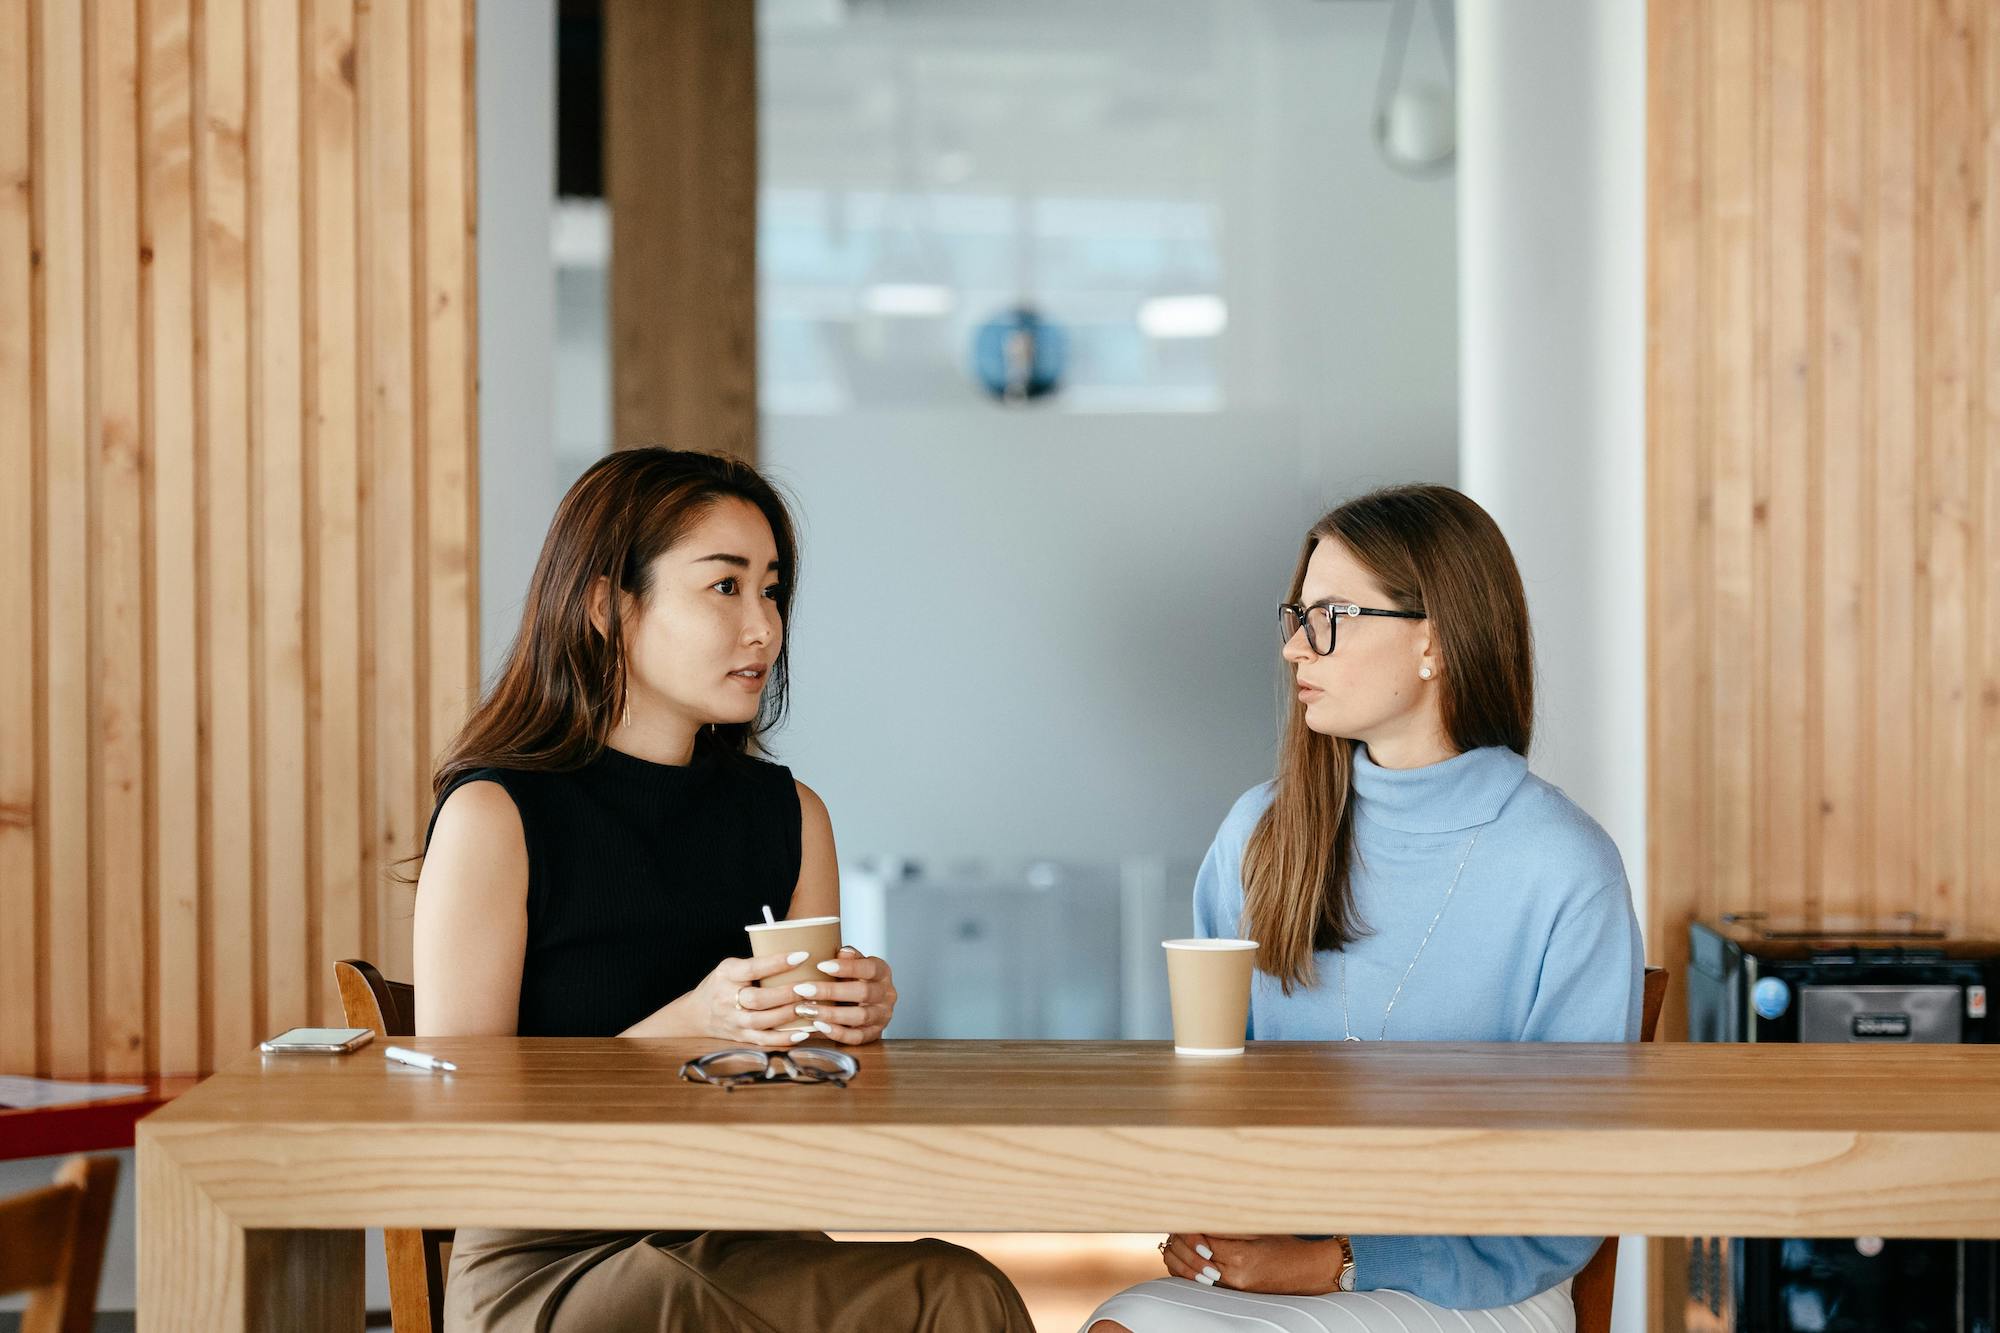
[1649,1,2000,1325]
[1,0,478,1079]
[605,0,758,461]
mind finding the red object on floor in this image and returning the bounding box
[0,1077,201,1162]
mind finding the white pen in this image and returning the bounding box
[384,1046,458,1073]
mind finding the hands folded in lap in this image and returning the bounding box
[1161,1234,1344,1296]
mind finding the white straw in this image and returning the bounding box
[762,904,776,925]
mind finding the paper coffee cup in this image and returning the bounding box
[747,915,843,1031]
[1163,939,1258,1056]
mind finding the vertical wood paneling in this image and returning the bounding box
[358,0,419,986]
[0,0,37,1075]
[40,0,93,1079]
[3,0,477,1078]
[1872,0,1921,925]
[143,0,202,1076]
[200,0,258,1068]
[1707,0,1758,922]
[421,0,477,777]
[89,0,150,1077]
[1922,0,1974,935]
[1818,0,1866,920]
[1650,5,2000,1324]
[249,0,309,1038]
[1983,0,2000,938]
[1764,0,1813,919]
[306,0,363,1027]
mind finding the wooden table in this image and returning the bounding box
[136,1038,2000,1331]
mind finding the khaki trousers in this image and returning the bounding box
[443,1228,1037,1333]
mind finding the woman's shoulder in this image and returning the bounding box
[718,749,799,798]
[1491,769,1629,895]
[425,772,529,860]
[438,763,551,800]
[1217,780,1277,843]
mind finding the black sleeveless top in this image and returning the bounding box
[423,745,803,1037]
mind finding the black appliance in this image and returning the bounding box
[1685,914,1999,1333]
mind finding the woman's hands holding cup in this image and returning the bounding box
[684,951,823,1047]
[792,945,898,1045]
[632,945,897,1045]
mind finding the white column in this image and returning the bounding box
[1458,3,1648,1330]
[477,0,560,677]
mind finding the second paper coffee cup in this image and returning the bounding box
[1163,938,1258,1056]
[747,916,843,1031]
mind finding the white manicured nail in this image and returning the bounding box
[813,1020,834,1035]
[788,1029,810,1042]
[816,960,841,974]
[1195,1244,1213,1261]
[1195,1271,1217,1287]
[786,950,810,965]
[1202,1265,1221,1282]
[793,983,817,997]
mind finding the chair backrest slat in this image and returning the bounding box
[1569,965,1669,1333]
[0,1153,120,1333]
[336,959,449,1333]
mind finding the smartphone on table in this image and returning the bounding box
[259,1027,375,1053]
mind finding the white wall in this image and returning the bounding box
[478,0,560,676]
[1458,3,1649,1331]
[763,410,1451,870]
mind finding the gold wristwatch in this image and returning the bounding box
[1335,1236,1356,1292]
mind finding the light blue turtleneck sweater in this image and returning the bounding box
[1193,743,1644,1311]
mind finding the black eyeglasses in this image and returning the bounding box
[1278,599,1425,656]
[679,1046,859,1092]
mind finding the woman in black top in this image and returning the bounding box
[416,449,1032,1332]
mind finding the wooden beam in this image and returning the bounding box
[605,0,757,461]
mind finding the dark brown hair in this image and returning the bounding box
[431,448,799,803]
[1240,484,1534,992]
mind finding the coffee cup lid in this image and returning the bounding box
[1162,938,1258,950]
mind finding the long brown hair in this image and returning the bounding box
[1240,485,1533,992]
[432,448,799,803]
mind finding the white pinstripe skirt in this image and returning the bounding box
[1081,1275,1574,1333]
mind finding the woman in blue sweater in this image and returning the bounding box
[1086,485,1642,1333]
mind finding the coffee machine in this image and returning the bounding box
[1685,914,1999,1333]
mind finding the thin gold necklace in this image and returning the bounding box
[1339,828,1482,1041]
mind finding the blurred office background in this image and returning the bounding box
[506,0,1469,1046]
[482,0,1640,1053]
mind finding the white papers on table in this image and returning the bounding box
[0,1075,150,1109]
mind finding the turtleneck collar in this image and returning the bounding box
[1350,743,1529,833]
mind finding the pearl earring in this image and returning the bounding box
[1419,667,1433,680]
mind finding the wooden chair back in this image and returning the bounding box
[0,1153,120,1333]
[1568,966,1669,1333]
[335,959,451,1333]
